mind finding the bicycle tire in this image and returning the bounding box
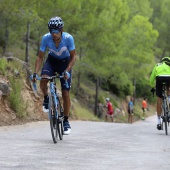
[49,94,58,143]
[161,118,163,130]
[163,104,168,135]
[57,97,64,140]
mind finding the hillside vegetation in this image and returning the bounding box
[0,1,170,105]
[0,58,156,126]
[1,0,168,125]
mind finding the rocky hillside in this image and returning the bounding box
[0,75,47,126]
[0,57,156,126]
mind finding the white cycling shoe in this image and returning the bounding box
[43,106,49,113]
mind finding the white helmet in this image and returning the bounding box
[106,98,110,102]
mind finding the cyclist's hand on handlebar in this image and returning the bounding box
[62,71,70,80]
[150,88,156,93]
[32,73,39,82]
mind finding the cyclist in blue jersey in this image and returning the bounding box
[33,16,76,135]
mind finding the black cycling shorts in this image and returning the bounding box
[41,54,72,90]
[156,76,170,98]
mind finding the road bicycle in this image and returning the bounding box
[30,72,68,143]
[156,76,170,135]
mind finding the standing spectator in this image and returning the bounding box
[127,98,134,124]
[105,98,114,122]
[142,98,147,120]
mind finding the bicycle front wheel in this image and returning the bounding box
[57,97,64,140]
[49,94,58,143]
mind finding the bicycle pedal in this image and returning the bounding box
[59,115,64,119]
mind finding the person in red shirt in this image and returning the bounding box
[105,98,114,122]
[142,98,147,120]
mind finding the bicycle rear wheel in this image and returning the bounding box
[49,94,58,143]
[57,97,64,140]
[164,116,168,135]
[163,106,168,135]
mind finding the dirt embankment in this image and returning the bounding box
[0,81,48,126]
[0,77,156,126]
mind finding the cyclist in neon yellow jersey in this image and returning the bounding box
[150,57,170,130]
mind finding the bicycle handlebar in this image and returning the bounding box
[30,74,69,89]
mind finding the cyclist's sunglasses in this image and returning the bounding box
[50,29,61,34]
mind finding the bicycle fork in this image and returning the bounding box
[49,83,59,119]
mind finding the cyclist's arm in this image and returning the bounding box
[34,50,45,74]
[66,49,76,72]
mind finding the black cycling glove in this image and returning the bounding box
[33,73,38,78]
[150,88,156,93]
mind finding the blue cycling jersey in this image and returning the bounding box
[128,101,133,109]
[40,32,75,60]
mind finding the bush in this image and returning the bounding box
[0,58,8,75]
[101,72,134,98]
[136,78,156,103]
[8,76,27,117]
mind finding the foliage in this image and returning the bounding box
[8,76,27,117]
[150,0,170,58]
[136,78,156,103]
[0,0,168,107]
[5,59,28,118]
[0,58,8,75]
[73,101,99,121]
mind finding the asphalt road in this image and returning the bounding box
[0,115,170,170]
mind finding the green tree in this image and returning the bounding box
[150,0,170,58]
[121,15,158,101]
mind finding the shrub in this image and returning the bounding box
[8,76,27,117]
[0,58,8,75]
[136,78,155,103]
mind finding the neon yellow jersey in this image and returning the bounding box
[150,62,170,88]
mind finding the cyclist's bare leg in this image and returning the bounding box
[167,86,170,95]
[40,75,48,96]
[157,97,162,117]
[167,86,170,106]
[62,90,71,117]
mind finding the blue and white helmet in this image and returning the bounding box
[48,16,64,30]
[106,98,110,102]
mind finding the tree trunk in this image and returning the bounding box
[133,78,136,105]
[3,18,9,55]
[76,47,82,97]
[25,21,30,63]
[161,48,166,59]
[36,32,40,56]
[94,77,99,115]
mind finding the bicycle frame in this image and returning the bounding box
[30,73,68,143]
[48,78,59,119]
[162,85,169,115]
[154,75,170,135]
[41,75,67,119]
[161,84,169,135]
